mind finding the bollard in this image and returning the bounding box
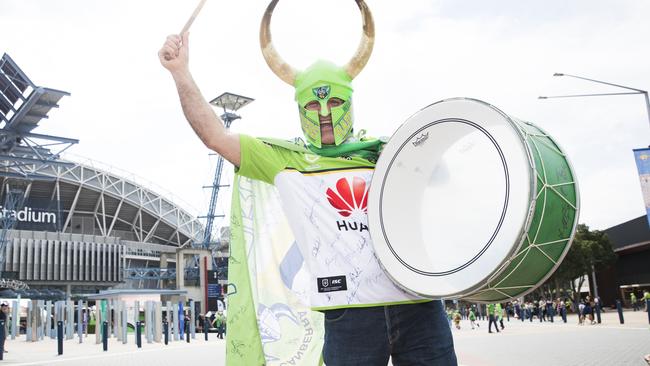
[204,318,209,341]
[136,321,142,348]
[102,321,108,352]
[163,321,169,345]
[616,300,624,324]
[77,301,83,344]
[596,302,602,324]
[57,321,64,355]
[185,322,190,343]
[0,320,5,360]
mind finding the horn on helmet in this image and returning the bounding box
[259,0,375,84]
[344,0,375,79]
[260,0,297,86]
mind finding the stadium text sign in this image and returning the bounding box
[0,205,57,224]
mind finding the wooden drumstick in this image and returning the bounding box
[180,0,208,34]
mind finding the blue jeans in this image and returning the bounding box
[322,301,457,366]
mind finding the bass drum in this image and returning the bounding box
[368,98,579,302]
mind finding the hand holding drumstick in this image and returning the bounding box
[158,32,189,74]
[158,0,206,73]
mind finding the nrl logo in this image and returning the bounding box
[321,278,329,288]
[312,85,331,100]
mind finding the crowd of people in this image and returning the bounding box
[446,290,650,334]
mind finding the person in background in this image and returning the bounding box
[538,299,546,322]
[565,298,573,313]
[469,308,479,330]
[584,297,595,325]
[513,300,521,320]
[578,299,585,325]
[545,298,554,323]
[0,303,9,353]
[452,311,461,330]
[213,310,226,339]
[487,303,499,334]
[495,303,504,331]
[631,292,638,311]
[558,298,567,323]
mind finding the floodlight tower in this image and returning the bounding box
[200,92,254,252]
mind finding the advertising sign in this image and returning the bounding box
[633,148,650,227]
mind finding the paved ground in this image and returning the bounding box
[451,310,650,366]
[0,310,647,365]
[1,333,224,366]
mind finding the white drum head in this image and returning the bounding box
[368,98,534,298]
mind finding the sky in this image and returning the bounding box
[1,0,649,231]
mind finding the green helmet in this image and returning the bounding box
[294,60,354,148]
[259,0,375,147]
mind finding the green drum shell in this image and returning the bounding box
[462,119,579,303]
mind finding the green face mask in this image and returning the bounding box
[295,60,354,148]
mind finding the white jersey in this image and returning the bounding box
[238,135,424,309]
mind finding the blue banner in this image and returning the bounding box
[178,301,184,335]
[207,284,220,298]
[633,148,650,227]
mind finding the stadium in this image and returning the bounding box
[0,53,229,303]
[2,157,206,292]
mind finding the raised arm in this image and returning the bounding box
[158,32,241,166]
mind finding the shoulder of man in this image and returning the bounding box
[258,137,311,154]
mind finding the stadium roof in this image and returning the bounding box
[1,156,205,247]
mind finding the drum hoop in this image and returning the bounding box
[378,118,511,276]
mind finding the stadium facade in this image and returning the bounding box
[1,156,217,295]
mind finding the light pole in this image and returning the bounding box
[539,73,650,131]
[541,74,650,300]
[203,92,254,249]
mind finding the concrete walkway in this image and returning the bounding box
[452,310,650,366]
[0,310,647,365]
[1,334,225,366]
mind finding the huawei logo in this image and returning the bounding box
[326,177,369,217]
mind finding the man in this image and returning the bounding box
[469,307,479,330]
[631,292,638,311]
[558,297,567,323]
[546,298,554,322]
[213,311,226,340]
[578,299,586,325]
[495,303,504,330]
[452,310,461,330]
[0,303,8,353]
[158,1,457,364]
[487,303,499,334]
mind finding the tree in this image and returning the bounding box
[543,224,616,307]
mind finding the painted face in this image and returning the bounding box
[295,61,354,148]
